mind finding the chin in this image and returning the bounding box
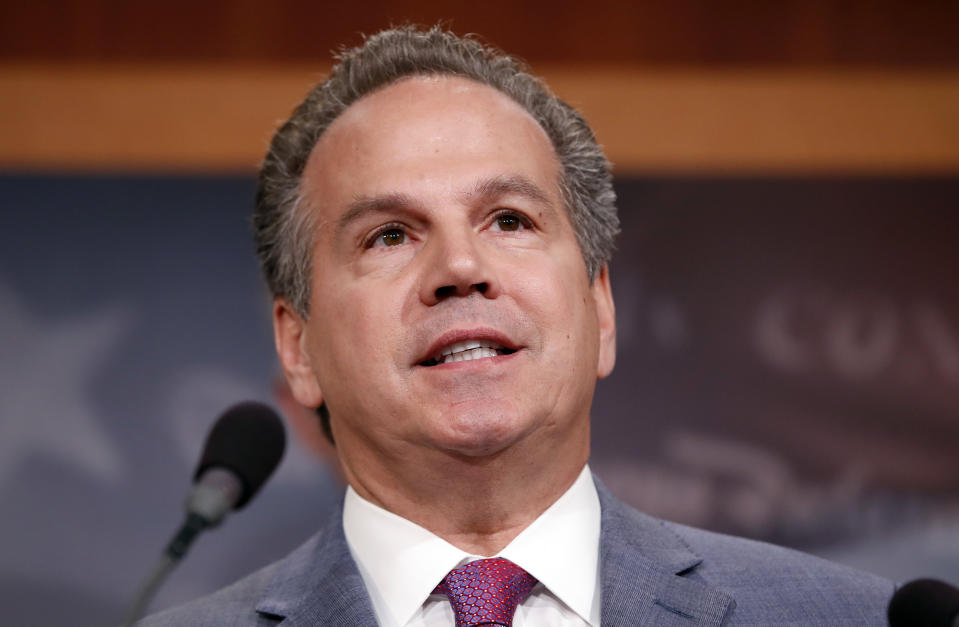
[430,404,534,458]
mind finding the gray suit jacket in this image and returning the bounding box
[139,479,893,625]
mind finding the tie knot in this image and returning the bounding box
[434,557,538,627]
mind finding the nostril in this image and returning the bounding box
[435,285,456,299]
[432,282,489,301]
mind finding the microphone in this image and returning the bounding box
[187,400,287,526]
[122,401,286,626]
[888,578,959,627]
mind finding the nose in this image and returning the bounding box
[418,224,500,306]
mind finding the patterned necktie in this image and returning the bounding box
[434,557,538,627]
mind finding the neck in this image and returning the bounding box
[339,428,589,556]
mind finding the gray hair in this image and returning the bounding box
[253,24,619,319]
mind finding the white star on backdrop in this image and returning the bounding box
[0,280,130,489]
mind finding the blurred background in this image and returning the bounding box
[1,1,957,624]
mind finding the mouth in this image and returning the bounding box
[419,339,518,367]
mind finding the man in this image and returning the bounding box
[142,26,892,626]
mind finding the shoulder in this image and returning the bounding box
[136,496,378,627]
[135,559,283,627]
[135,517,340,627]
[663,519,894,624]
[595,479,893,625]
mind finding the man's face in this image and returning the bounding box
[276,76,615,465]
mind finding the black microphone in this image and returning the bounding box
[123,401,286,626]
[183,401,287,531]
[888,578,959,627]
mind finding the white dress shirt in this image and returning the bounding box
[343,464,602,627]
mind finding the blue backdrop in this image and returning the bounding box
[1,174,956,625]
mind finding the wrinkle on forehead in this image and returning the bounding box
[300,75,564,242]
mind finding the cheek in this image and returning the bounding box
[306,283,379,367]
[512,254,594,339]
[330,291,395,348]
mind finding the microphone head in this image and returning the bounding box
[193,401,286,509]
[889,578,959,627]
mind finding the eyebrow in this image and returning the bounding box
[461,174,553,208]
[335,192,417,239]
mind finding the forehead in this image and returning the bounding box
[300,75,562,211]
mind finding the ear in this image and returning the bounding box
[273,376,340,469]
[592,264,616,379]
[273,299,324,408]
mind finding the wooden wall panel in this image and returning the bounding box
[1,65,957,174]
[2,1,958,67]
[2,1,957,174]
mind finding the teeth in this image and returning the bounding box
[441,340,491,357]
[444,347,499,363]
[434,340,504,364]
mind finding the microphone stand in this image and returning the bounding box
[121,513,209,626]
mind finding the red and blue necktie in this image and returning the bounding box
[434,557,538,627]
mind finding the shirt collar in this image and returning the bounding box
[343,464,601,626]
[500,464,601,625]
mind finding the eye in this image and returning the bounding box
[379,229,406,246]
[367,225,407,248]
[492,211,530,232]
[496,214,520,231]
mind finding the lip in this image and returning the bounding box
[416,327,521,367]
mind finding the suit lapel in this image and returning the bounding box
[254,500,378,626]
[596,479,734,626]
